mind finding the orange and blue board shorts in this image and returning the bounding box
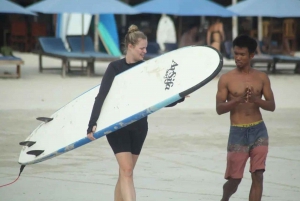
[225,120,269,179]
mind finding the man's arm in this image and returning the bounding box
[216,75,240,115]
[251,73,275,111]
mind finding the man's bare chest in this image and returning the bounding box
[227,76,263,97]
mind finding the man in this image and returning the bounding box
[179,24,203,48]
[216,34,275,201]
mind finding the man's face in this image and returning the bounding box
[233,46,254,69]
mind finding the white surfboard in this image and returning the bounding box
[156,14,177,52]
[18,46,223,165]
[66,13,92,36]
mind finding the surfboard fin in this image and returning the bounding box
[36,117,53,123]
[26,150,44,157]
[19,141,36,147]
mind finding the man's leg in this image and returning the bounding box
[222,126,249,201]
[221,152,248,201]
[249,145,268,201]
[249,170,264,201]
[221,178,242,201]
[249,121,268,201]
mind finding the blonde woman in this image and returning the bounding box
[86,25,184,201]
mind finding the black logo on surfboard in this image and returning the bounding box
[164,60,178,90]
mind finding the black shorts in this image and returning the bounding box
[106,118,148,155]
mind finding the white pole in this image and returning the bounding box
[232,0,238,40]
[258,16,263,41]
[94,15,99,52]
[122,0,128,27]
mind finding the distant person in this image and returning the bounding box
[206,18,225,52]
[239,18,266,55]
[179,24,203,48]
[86,24,185,201]
[282,19,297,56]
[216,35,275,201]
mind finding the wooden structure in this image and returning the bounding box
[0,57,23,78]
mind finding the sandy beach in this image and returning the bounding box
[0,52,300,201]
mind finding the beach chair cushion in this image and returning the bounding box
[38,37,91,59]
[66,36,119,59]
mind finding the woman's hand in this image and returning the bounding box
[87,125,97,141]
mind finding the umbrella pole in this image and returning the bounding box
[81,14,85,70]
[177,16,182,44]
[94,15,99,52]
[268,17,274,54]
[81,14,85,52]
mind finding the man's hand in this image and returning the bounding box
[232,87,248,104]
[87,125,97,141]
[246,86,259,103]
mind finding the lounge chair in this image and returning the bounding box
[272,55,300,74]
[37,37,94,77]
[0,55,23,78]
[66,36,120,74]
[144,42,162,60]
[164,43,178,52]
[66,36,120,61]
[251,54,275,72]
[223,41,275,72]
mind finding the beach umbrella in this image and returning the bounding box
[227,0,300,17]
[134,0,236,17]
[228,0,300,53]
[0,0,35,15]
[134,0,236,43]
[27,0,139,52]
[26,0,139,15]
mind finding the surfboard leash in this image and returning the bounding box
[0,165,26,188]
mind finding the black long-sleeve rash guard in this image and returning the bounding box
[87,58,185,134]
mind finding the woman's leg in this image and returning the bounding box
[212,42,221,51]
[114,152,140,201]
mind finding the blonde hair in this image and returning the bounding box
[123,24,147,54]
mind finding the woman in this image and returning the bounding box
[206,18,225,52]
[86,25,184,201]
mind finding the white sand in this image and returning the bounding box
[0,52,299,200]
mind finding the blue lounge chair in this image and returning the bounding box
[251,54,275,72]
[144,42,162,60]
[272,55,300,74]
[37,37,94,77]
[223,41,275,72]
[0,55,23,78]
[66,36,120,62]
[164,43,178,52]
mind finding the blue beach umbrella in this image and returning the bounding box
[26,0,139,15]
[227,0,300,17]
[134,0,236,17]
[27,0,139,52]
[0,0,35,15]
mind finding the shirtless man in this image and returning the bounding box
[216,34,275,201]
[179,24,203,48]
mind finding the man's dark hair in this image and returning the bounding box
[233,34,257,54]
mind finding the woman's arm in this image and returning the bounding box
[87,64,116,134]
